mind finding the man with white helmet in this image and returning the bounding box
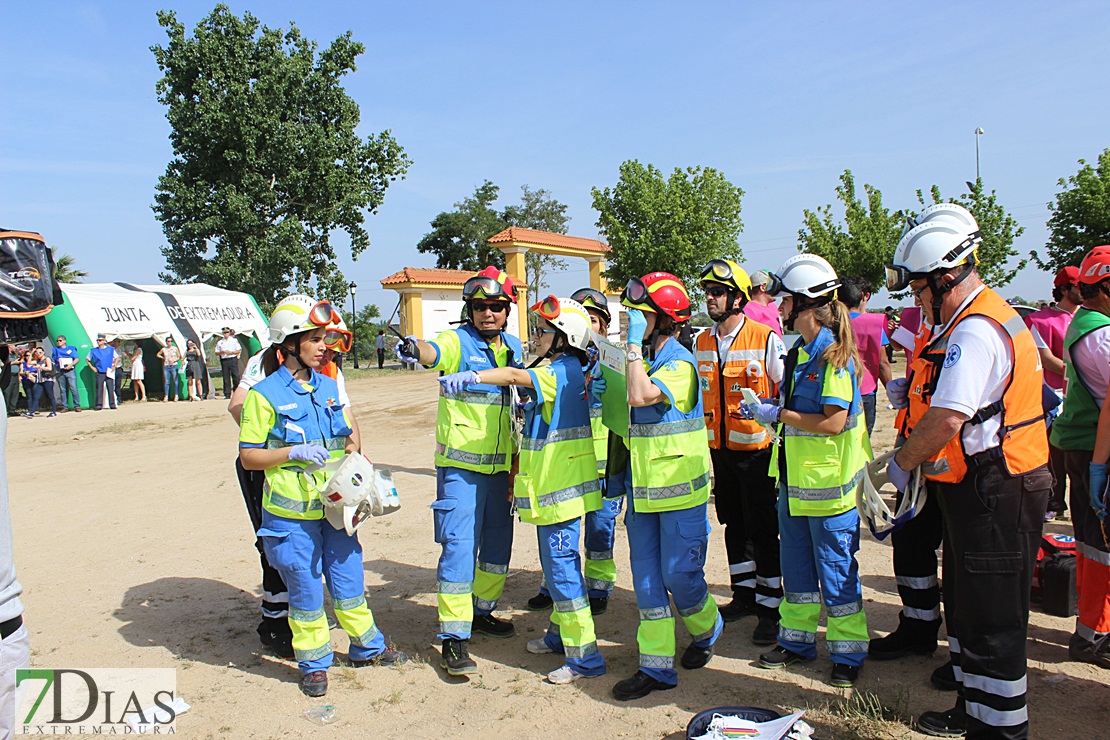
[884,212,1050,739]
[696,259,786,646]
[394,266,525,676]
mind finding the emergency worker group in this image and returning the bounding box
[226,203,1110,740]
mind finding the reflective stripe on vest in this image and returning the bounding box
[696,320,775,452]
[908,288,1048,483]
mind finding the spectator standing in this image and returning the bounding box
[2,348,20,416]
[185,339,205,401]
[215,327,242,398]
[86,334,117,410]
[1025,266,1082,520]
[157,336,180,403]
[744,270,785,336]
[376,330,386,369]
[17,350,37,415]
[130,344,146,402]
[26,348,57,418]
[109,339,124,405]
[839,277,894,437]
[51,335,81,411]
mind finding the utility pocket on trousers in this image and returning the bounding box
[964,551,1023,574]
[255,528,300,572]
[430,499,458,544]
[673,517,711,573]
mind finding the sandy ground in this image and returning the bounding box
[7,363,1110,739]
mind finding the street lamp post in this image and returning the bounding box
[974,127,984,182]
[348,281,358,369]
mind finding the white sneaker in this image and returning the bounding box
[546,665,585,685]
[526,638,554,654]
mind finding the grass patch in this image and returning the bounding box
[799,687,913,739]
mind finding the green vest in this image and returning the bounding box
[515,356,602,526]
[1050,307,1110,451]
[590,408,608,476]
[627,339,712,513]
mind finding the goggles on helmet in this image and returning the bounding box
[699,259,737,286]
[621,277,650,306]
[307,301,343,328]
[463,275,512,303]
[530,294,561,321]
[324,326,353,353]
[570,287,606,310]
[761,272,785,297]
[884,264,916,293]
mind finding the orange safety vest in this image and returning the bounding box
[695,317,776,451]
[904,288,1047,483]
[896,324,933,436]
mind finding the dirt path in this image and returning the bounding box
[7,368,1108,738]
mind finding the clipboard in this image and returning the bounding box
[594,333,629,438]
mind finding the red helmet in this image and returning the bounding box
[463,266,518,303]
[1079,246,1110,285]
[621,271,692,323]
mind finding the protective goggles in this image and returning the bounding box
[570,287,607,310]
[700,259,737,285]
[761,272,785,297]
[884,264,917,293]
[323,326,353,353]
[530,294,561,320]
[462,275,513,303]
[307,301,343,328]
[621,278,650,306]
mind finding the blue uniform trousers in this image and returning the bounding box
[536,518,607,675]
[539,496,623,599]
[431,466,514,641]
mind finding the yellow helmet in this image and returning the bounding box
[699,259,752,299]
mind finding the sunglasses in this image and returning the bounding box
[470,301,508,314]
[530,294,561,321]
[704,285,729,298]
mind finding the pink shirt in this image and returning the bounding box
[850,312,886,395]
[743,301,783,337]
[1024,306,1073,390]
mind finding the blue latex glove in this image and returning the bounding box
[439,370,480,395]
[288,444,330,466]
[395,335,421,364]
[626,308,648,346]
[887,455,912,493]
[589,373,607,405]
[1090,462,1108,520]
[740,401,780,426]
[886,377,910,409]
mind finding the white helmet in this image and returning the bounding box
[767,254,841,299]
[857,450,928,540]
[313,453,400,535]
[268,294,317,344]
[900,202,982,241]
[886,221,979,292]
[533,295,593,351]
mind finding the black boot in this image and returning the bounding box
[257,617,294,660]
[718,594,757,623]
[917,699,968,738]
[527,592,553,610]
[868,613,940,660]
[441,638,477,676]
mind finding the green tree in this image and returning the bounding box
[501,185,570,298]
[591,160,744,293]
[416,180,508,270]
[797,170,904,288]
[349,303,380,364]
[1032,149,1110,272]
[915,180,1026,288]
[151,6,410,310]
[50,247,88,283]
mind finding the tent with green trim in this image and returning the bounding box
[45,283,268,406]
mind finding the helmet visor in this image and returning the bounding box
[463,275,511,302]
[324,327,353,353]
[530,294,561,321]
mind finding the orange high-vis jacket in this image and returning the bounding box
[695,318,776,452]
[905,288,1048,483]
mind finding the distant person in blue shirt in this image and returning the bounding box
[51,335,81,411]
[85,334,117,410]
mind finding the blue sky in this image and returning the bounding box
[3,2,1108,315]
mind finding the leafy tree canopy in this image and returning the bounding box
[416,180,507,271]
[502,185,570,298]
[591,160,744,295]
[151,5,410,310]
[915,179,1026,288]
[1032,148,1110,272]
[797,170,904,289]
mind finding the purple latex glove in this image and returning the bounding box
[886,378,909,409]
[887,455,912,493]
[439,370,480,395]
[288,444,329,466]
[740,401,780,426]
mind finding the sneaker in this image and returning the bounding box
[547,665,586,685]
[611,670,676,701]
[441,638,477,676]
[299,670,328,697]
[527,592,553,610]
[752,617,778,646]
[20,413,33,419]
[931,660,959,691]
[526,638,555,654]
[1068,636,1110,669]
[718,597,757,623]
[830,662,860,688]
[1044,511,1057,522]
[758,646,812,669]
[47,412,56,417]
[680,641,714,670]
[589,596,609,616]
[472,613,515,638]
[868,616,939,660]
[917,701,968,738]
[257,621,294,660]
[351,646,409,667]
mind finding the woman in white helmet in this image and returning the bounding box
[743,254,872,688]
[439,296,607,685]
[239,295,405,698]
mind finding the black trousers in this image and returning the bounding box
[937,461,1050,740]
[1046,442,1068,515]
[221,358,240,398]
[235,456,288,622]
[377,348,385,369]
[888,481,944,633]
[710,446,782,619]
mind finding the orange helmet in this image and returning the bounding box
[463,266,518,303]
[621,271,693,323]
[1079,246,1110,285]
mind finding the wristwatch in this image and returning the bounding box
[626,347,643,363]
